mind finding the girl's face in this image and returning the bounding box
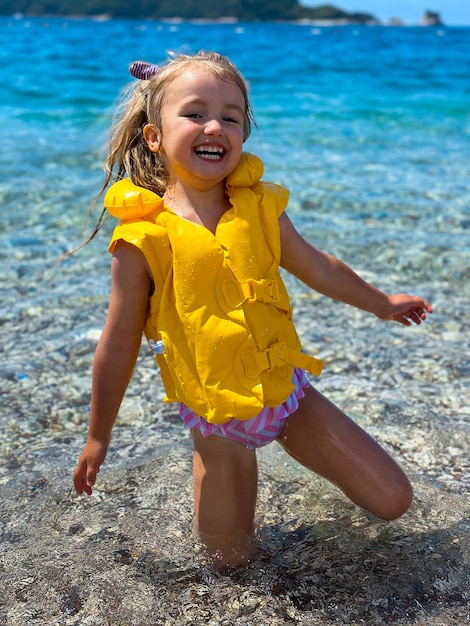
[146,68,246,192]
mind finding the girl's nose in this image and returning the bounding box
[204,118,223,136]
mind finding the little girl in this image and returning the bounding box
[73,51,432,568]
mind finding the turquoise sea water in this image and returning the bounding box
[1,17,469,268]
[2,16,469,373]
[1,13,470,473]
[1,16,469,626]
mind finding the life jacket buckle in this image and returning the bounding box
[241,341,288,378]
[222,278,280,308]
[265,340,288,370]
[248,278,279,303]
[149,338,165,356]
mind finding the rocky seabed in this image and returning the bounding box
[1,231,469,625]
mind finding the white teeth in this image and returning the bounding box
[195,146,224,159]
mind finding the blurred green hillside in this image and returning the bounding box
[1,1,377,22]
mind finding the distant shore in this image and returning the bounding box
[7,12,446,27]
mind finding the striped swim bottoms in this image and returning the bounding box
[179,368,310,449]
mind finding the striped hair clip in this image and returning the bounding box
[129,61,160,80]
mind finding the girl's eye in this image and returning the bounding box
[183,113,241,125]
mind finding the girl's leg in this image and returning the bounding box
[277,385,413,520]
[191,428,258,568]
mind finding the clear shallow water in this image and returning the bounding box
[1,16,469,626]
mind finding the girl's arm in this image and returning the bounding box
[73,241,151,495]
[279,213,432,325]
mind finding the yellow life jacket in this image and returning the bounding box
[106,153,323,424]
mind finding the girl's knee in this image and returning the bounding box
[372,477,413,521]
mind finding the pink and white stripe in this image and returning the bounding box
[179,368,309,449]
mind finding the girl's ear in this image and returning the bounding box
[144,124,162,152]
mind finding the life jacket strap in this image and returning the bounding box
[242,341,323,379]
[223,278,292,316]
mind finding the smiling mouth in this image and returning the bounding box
[194,146,225,160]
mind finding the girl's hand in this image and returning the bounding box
[378,294,433,326]
[73,437,110,496]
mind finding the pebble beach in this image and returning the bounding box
[1,16,469,625]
